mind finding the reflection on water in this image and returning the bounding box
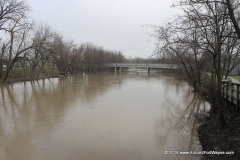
[0,72,210,160]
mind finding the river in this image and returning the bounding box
[0,71,210,160]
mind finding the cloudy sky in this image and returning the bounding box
[27,0,180,58]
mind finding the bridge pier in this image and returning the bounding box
[147,67,151,72]
[115,67,121,72]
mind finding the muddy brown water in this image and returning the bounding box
[0,72,210,160]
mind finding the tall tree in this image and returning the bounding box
[3,15,34,81]
[0,0,30,80]
[154,0,240,128]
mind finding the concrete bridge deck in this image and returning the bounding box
[104,63,179,69]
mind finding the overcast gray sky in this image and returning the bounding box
[27,0,180,58]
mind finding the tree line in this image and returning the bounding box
[153,0,240,128]
[0,0,126,82]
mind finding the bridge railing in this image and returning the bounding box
[222,80,240,109]
[104,63,178,68]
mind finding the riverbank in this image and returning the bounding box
[197,100,240,160]
[0,72,65,84]
[0,75,63,84]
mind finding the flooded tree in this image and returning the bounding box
[30,24,55,79]
[3,13,34,82]
[0,0,31,81]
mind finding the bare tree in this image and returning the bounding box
[154,0,240,128]
[0,0,30,80]
[0,0,30,30]
[155,16,210,93]
[222,33,240,78]
[29,24,55,79]
[187,0,240,38]
[49,35,75,75]
[3,16,34,81]
[225,0,240,38]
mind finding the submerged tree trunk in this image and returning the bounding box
[3,60,14,82]
[23,53,26,81]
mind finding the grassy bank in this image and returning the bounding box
[1,66,61,83]
[230,76,240,81]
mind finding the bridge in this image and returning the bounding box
[104,63,179,72]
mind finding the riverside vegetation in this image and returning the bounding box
[151,0,240,159]
[0,0,127,83]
